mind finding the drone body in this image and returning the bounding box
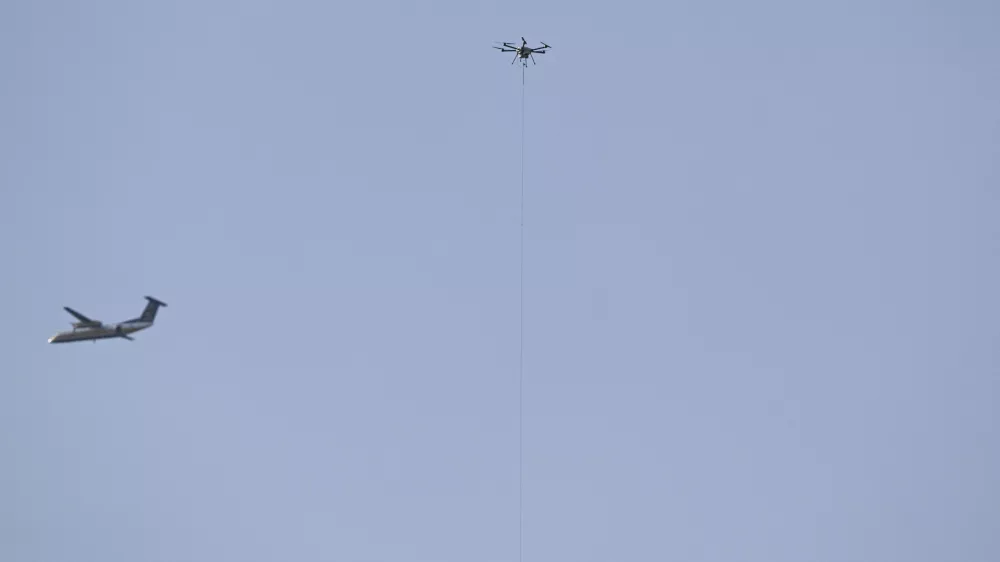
[494,37,551,66]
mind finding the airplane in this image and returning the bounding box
[493,37,551,66]
[48,296,167,344]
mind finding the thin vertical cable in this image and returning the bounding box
[518,62,525,562]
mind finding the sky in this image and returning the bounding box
[2,0,999,560]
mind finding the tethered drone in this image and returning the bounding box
[493,37,551,66]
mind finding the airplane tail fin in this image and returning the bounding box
[139,296,168,322]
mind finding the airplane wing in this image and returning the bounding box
[64,306,97,324]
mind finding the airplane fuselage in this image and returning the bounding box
[48,321,152,343]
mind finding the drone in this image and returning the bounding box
[493,37,551,66]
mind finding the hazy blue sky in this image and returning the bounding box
[2,1,998,560]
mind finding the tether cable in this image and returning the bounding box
[518,60,525,562]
